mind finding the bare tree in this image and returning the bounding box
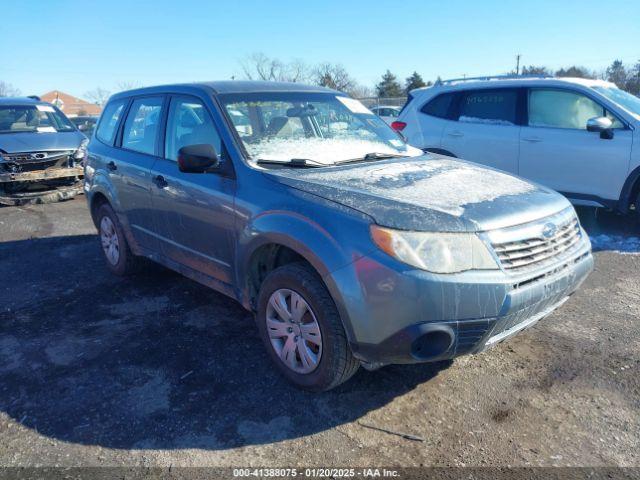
[116,81,143,92]
[240,53,310,83]
[313,62,355,93]
[347,84,374,99]
[84,87,111,106]
[0,81,21,97]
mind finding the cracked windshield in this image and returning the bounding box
[220,92,421,165]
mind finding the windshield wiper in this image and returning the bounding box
[256,158,330,168]
[336,152,408,165]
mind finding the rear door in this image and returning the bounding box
[440,88,521,174]
[149,94,236,285]
[98,96,165,252]
[518,88,633,201]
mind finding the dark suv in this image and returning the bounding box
[85,81,593,391]
[0,97,87,205]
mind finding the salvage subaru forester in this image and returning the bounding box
[84,81,593,391]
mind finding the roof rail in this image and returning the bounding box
[27,95,41,101]
[434,74,553,86]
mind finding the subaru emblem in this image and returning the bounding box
[542,222,557,239]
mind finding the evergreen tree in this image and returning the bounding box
[606,59,627,88]
[521,65,551,76]
[555,66,594,79]
[376,70,403,98]
[405,71,427,94]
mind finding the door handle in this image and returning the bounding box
[447,131,464,137]
[522,137,542,143]
[154,175,168,188]
[106,161,117,171]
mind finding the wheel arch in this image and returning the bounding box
[424,147,457,158]
[618,164,640,214]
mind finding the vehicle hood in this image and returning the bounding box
[266,155,571,232]
[0,131,85,154]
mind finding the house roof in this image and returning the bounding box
[40,90,102,116]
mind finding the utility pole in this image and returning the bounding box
[515,54,521,75]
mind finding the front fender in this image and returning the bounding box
[236,205,375,344]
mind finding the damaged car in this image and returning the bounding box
[85,81,594,391]
[0,97,87,206]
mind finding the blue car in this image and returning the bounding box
[84,81,593,390]
[0,97,87,205]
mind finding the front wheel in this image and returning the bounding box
[256,263,359,391]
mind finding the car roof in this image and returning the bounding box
[110,81,341,100]
[410,76,617,97]
[0,96,53,107]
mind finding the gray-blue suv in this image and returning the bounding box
[85,81,593,390]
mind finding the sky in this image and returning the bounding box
[2,0,639,99]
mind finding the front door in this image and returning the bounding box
[150,95,236,284]
[519,88,633,202]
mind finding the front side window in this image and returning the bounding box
[220,92,420,165]
[121,97,163,155]
[528,89,622,129]
[165,97,222,161]
[0,104,75,134]
[458,89,517,126]
[96,100,125,144]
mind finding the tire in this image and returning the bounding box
[256,263,359,391]
[96,203,141,276]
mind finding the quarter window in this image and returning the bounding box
[421,93,454,119]
[528,89,622,129]
[458,89,517,126]
[96,100,126,144]
[165,97,222,161]
[122,97,163,155]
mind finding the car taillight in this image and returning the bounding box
[391,121,407,132]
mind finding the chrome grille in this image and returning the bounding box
[1,150,74,172]
[2,150,73,164]
[490,213,583,272]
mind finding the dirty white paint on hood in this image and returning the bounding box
[300,158,537,217]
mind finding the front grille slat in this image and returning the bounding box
[491,216,583,272]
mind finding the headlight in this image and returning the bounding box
[371,225,499,274]
[74,139,89,161]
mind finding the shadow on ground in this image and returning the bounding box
[0,234,450,450]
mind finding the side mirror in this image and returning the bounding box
[586,117,614,139]
[177,144,219,173]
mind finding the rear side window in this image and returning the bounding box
[420,93,454,119]
[121,97,163,155]
[96,100,126,144]
[458,89,517,126]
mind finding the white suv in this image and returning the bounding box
[395,75,640,215]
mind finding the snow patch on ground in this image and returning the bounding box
[589,234,640,254]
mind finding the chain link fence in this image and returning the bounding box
[357,97,407,109]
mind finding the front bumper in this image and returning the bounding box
[0,166,84,206]
[331,244,593,365]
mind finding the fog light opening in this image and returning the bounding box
[411,329,454,360]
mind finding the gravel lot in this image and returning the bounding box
[0,198,638,468]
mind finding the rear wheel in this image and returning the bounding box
[96,203,141,276]
[256,263,359,391]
